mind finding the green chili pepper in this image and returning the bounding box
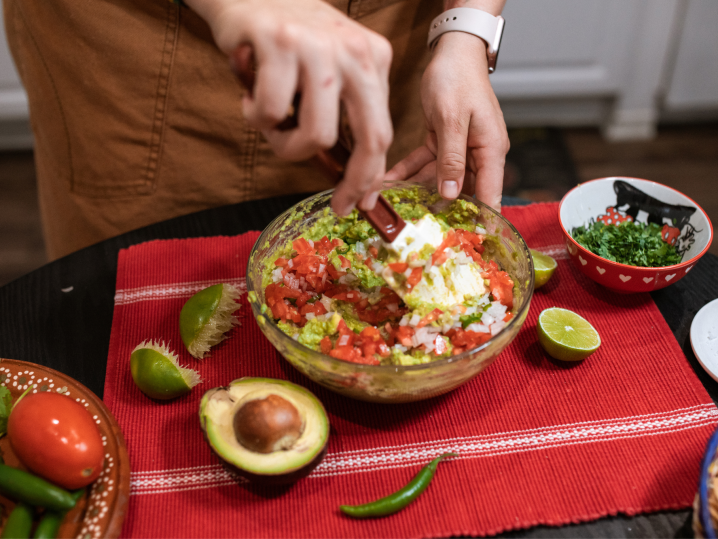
[0,465,75,511]
[32,489,86,539]
[339,452,457,518]
[1,502,33,539]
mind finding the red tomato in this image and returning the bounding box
[7,392,105,490]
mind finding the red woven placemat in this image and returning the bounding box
[104,202,717,538]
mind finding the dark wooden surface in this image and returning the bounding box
[0,193,716,538]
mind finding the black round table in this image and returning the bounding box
[1,193,716,538]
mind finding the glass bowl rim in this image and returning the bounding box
[246,185,535,373]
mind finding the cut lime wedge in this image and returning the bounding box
[537,307,601,362]
[530,249,557,289]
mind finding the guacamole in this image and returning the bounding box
[263,187,515,366]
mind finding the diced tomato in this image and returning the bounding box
[432,229,459,266]
[274,257,289,267]
[503,312,513,323]
[483,260,514,309]
[339,255,351,268]
[395,326,415,347]
[320,336,333,355]
[332,291,362,303]
[326,264,346,280]
[446,328,492,350]
[406,267,423,289]
[388,262,408,273]
[417,308,443,329]
[331,238,344,248]
[296,292,313,308]
[293,238,313,255]
[315,236,335,256]
[368,246,378,258]
[300,302,327,317]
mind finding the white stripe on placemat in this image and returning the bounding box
[129,403,718,495]
[114,244,567,306]
[114,278,246,306]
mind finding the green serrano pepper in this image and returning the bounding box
[339,452,457,518]
[1,502,33,539]
[0,465,75,511]
[32,489,86,539]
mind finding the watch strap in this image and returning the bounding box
[427,8,505,73]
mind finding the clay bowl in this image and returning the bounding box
[0,358,130,539]
[559,177,713,293]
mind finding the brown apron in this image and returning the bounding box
[4,0,438,259]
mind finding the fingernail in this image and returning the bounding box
[441,181,459,199]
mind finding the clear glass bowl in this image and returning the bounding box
[247,183,534,403]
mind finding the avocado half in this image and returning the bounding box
[199,377,329,484]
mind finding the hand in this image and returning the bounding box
[384,31,509,210]
[186,0,394,216]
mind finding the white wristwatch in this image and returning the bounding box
[427,8,505,73]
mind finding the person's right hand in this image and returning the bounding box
[186,0,394,216]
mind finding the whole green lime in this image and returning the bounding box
[130,341,201,400]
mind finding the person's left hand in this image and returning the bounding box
[384,30,509,210]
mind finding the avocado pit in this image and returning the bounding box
[234,394,305,453]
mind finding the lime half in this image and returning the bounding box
[537,307,601,362]
[131,340,201,400]
[530,249,557,289]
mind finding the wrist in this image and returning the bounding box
[427,6,504,72]
[432,31,489,72]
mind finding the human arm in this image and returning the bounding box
[184,0,394,215]
[384,0,509,210]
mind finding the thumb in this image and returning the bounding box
[435,123,468,199]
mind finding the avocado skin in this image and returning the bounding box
[202,427,328,485]
[199,378,329,485]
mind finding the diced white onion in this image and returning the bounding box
[305,313,315,320]
[404,268,412,278]
[409,314,421,327]
[338,334,350,347]
[386,303,398,313]
[318,263,326,274]
[491,320,506,336]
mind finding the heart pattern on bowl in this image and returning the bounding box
[596,266,606,275]
[566,242,576,256]
[685,266,693,273]
[665,274,676,281]
[619,275,631,282]
[579,255,587,266]
[643,277,654,283]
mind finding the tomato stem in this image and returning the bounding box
[11,384,35,413]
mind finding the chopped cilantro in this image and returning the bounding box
[571,221,682,267]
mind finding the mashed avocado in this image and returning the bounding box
[297,313,342,349]
[261,185,514,367]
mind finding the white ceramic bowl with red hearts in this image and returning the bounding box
[559,177,713,293]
